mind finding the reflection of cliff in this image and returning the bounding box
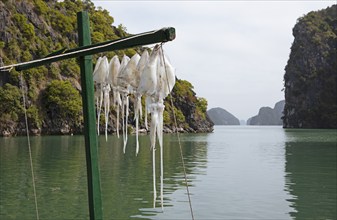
[284,134,337,219]
[0,135,208,219]
[0,136,88,219]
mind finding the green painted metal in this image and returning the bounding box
[15,27,175,71]
[77,11,103,220]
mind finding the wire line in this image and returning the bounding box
[160,44,195,220]
[20,73,40,220]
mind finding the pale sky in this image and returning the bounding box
[92,0,334,121]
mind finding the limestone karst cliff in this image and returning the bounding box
[283,5,337,128]
[0,0,213,136]
[247,100,285,126]
[207,108,240,125]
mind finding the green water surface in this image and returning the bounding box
[0,127,336,219]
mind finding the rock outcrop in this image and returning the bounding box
[207,108,240,125]
[283,5,337,128]
[0,1,213,136]
[248,100,285,125]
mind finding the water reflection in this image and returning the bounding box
[5,128,336,219]
[0,133,209,219]
[284,129,337,220]
[99,133,209,219]
[197,126,293,219]
[0,136,89,219]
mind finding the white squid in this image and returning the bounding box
[117,54,140,153]
[138,45,176,209]
[138,46,160,130]
[156,48,176,209]
[93,56,110,140]
[137,46,160,207]
[108,55,121,137]
[93,57,103,134]
[91,45,176,211]
[134,50,149,155]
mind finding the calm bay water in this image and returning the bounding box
[0,126,336,219]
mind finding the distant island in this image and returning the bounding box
[283,5,337,128]
[207,108,240,125]
[247,100,285,126]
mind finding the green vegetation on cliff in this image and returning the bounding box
[44,80,83,130]
[0,0,213,136]
[283,5,337,128]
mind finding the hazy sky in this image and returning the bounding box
[92,0,334,121]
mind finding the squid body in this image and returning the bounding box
[92,45,176,210]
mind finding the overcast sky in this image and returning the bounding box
[92,0,334,121]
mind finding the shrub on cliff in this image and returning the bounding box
[0,83,23,122]
[44,80,83,129]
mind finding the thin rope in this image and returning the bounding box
[0,30,159,71]
[20,73,40,220]
[160,44,195,220]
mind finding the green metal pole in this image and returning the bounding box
[77,11,103,220]
[14,27,175,71]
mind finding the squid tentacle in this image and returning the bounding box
[103,85,110,141]
[152,145,157,208]
[97,88,103,136]
[121,94,126,154]
[125,95,129,152]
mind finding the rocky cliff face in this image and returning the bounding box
[248,100,285,125]
[207,108,240,125]
[283,5,337,128]
[171,81,214,133]
[0,0,213,136]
